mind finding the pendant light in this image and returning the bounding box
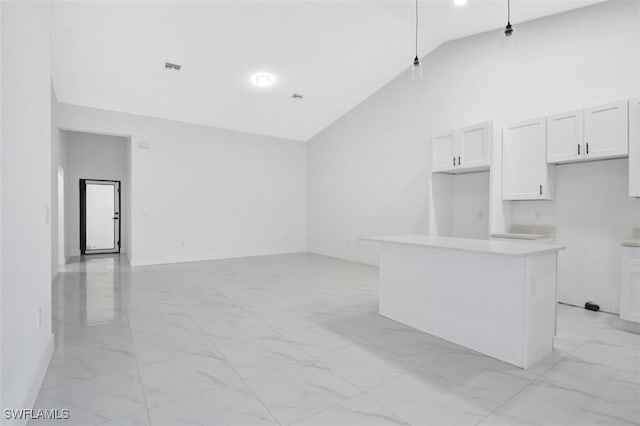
[502,0,517,50]
[412,0,423,78]
[504,0,514,37]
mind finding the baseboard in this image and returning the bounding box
[130,248,308,267]
[7,334,54,426]
[307,247,378,266]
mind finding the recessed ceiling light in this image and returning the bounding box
[454,0,467,5]
[252,73,274,88]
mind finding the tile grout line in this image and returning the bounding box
[474,316,611,425]
[156,270,284,426]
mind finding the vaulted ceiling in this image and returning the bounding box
[52,0,605,141]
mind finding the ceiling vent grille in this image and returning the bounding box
[165,62,181,71]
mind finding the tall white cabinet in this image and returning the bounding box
[502,118,554,200]
[630,97,640,197]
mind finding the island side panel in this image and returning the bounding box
[523,252,558,368]
[378,243,528,367]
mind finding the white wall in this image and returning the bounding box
[51,87,67,278]
[511,159,639,313]
[308,1,640,309]
[451,172,490,240]
[1,1,53,421]
[63,130,130,257]
[57,104,307,266]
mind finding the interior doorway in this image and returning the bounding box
[80,179,121,255]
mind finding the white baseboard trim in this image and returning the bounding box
[8,333,54,426]
[130,248,308,267]
[307,247,379,266]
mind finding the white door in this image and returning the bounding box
[546,110,584,163]
[584,100,629,160]
[431,133,456,172]
[458,122,490,169]
[502,118,551,200]
[629,98,640,197]
[82,180,121,254]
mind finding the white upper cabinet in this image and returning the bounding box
[546,100,629,164]
[584,100,628,160]
[503,118,553,200]
[431,122,491,174]
[432,133,456,172]
[458,123,491,169]
[630,97,639,197]
[547,110,584,163]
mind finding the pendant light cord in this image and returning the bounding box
[507,0,511,25]
[415,0,419,59]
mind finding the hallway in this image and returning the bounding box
[32,254,640,425]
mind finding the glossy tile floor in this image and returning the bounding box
[32,253,640,425]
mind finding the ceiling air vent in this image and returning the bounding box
[165,62,181,71]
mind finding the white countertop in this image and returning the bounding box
[490,232,553,240]
[621,239,640,248]
[361,235,565,257]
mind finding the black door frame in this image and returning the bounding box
[79,179,121,255]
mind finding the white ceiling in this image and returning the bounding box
[52,0,605,141]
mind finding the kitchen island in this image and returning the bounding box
[362,235,565,369]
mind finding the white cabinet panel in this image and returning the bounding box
[629,98,639,197]
[584,100,628,160]
[458,122,490,169]
[546,110,583,164]
[621,247,640,323]
[432,133,456,172]
[503,118,553,200]
[431,122,491,174]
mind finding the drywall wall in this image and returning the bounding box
[451,172,490,240]
[307,1,640,311]
[511,159,639,313]
[57,104,307,266]
[51,87,68,278]
[1,1,53,421]
[63,130,130,257]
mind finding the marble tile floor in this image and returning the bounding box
[31,253,640,426]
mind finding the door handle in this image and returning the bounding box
[453,157,456,166]
[539,185,542,196]
[578,144,581,155]
[586,142,589,155]
[458,156,461,166]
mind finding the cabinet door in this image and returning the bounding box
[621,258,640,323]
[502,118,552,200]
[546,110,583,163]
[629,98,639,197]
[431,133,456,172]
[584,100,629,160]
[458,122,490,169]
